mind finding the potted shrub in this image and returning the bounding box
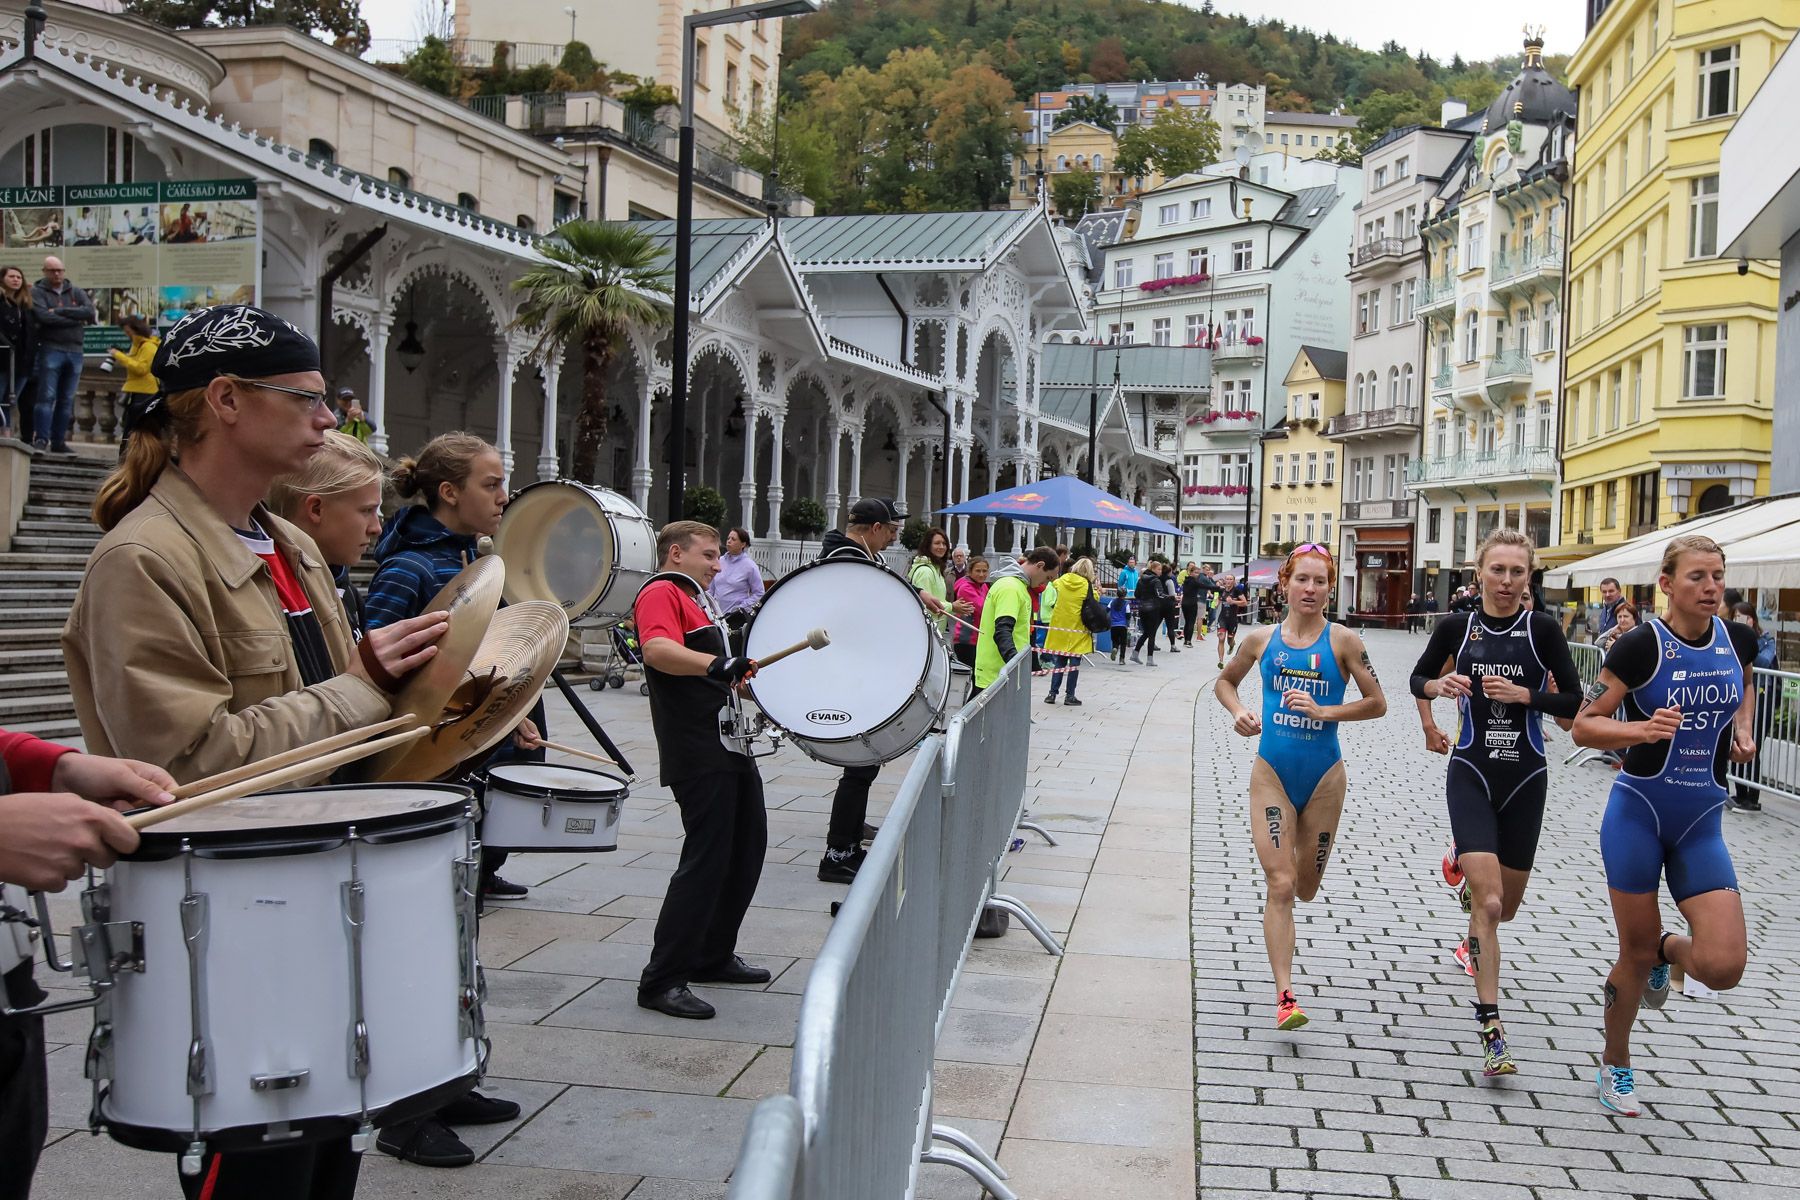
[780,496,828,554]
[682,484,727,531]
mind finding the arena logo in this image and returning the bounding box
[807,709,854,725]
[1271,710,1324,731]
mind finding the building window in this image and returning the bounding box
[1159,203,1179,226]
[1373,165,1388,189]
[1356,293,1370,335]
[1273,453,1286,486]
[1153,252,1174,279]
[1626,31,1636,78]
[1188,247,1210,275]
[1203,526,1226,556]
[1688,175,1719,259]
[1637,230,1650,297]
[1396,155,1410,179]
[1190,198,1212,219]
[1641,116,1652,175]
[1323,451,1336,483]
[1462,311,1479,363]
[725,61,739,106]
[1604,480,1619,528]
[457,192,480,212]
[1697,44,1740,119]
[1186,314,1206,344]
[751,81,764,112]
[1182,453,1202,487]
[1402,364,1415,407]
[1305,452,1318,484]
[1427,507,1443,542]
[1609,368,1623,430]
[1465,222,1485,268]
[1114,258,1134,288]
[1404,278,1417,320]
[1371,288,1382,330]
[1540,301,1557,351]
[694,38,708,85]
[387,166,412,190]
[1388,366,1400,408]
[1304,513,1316,541]
[1232,241,1253,271]
[516,214,535,232]
[1630,355,1643,422]
[307,138,336,163]
[1151,317,1171,346]
[1682,324,1727,398]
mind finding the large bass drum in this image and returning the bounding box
[493,480,655,628]
[744,557,950,767]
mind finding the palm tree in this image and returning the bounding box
[511,220,672,483]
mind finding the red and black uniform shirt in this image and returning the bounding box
[634,577,754,786]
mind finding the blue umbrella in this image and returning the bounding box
[938,474,1188,537]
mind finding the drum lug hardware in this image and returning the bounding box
[351,1121,375,1155]
[540,799,553,828]
[180,1141,206,1177]
[179,877,212,1102]
[250,1069,310,1093]
[84,1019,112,1081]
[71,921,144,986]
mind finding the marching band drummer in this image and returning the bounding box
[1,731,174,1200]
[634,521,771,1020]
[60,304,450,1200]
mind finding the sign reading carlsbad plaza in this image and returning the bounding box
[0,179,258,351]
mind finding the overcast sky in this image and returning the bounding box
[362,0,1583,63]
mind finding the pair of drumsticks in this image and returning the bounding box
[127,629,832,828]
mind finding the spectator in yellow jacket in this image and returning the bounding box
[108,315,159,395]
[1044,556,1098,706]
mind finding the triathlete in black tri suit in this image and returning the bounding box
[1410,529,1580,1077]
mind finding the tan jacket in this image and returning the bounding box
[63,466,390,785]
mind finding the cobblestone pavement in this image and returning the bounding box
[1192,628,1800,1200]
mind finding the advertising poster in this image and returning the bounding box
[0,179,258,353]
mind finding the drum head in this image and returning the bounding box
[494,482,617,617]
[746,559,931,740]
[487,762,628,799]
[131,784,472,851]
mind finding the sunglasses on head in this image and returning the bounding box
[1287,543,1332,559]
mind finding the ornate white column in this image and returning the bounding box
[763,412,786,539]
[895,438,913,518]
[536,357,562,480]
[847,426,865,509]
[738,407,760,531]
[632,381,655,511]
[366,313,392,456]
[921,447,936,523]
[822,420,843,530]
[983,456,997,551]
[956,440,972,549]
[494,337,518,478]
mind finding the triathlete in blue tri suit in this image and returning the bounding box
[1410,529,1582,1078]
[1215,544,1386,1032]
[1574,534,1757,1118]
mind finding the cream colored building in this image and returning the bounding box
[453,0,784,136]
[1264,110,1359,160]
[1261,347,1346,561]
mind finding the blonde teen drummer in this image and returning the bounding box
[1574,535,1755,1117]
[1214,544,1385,1030]
[1408,529,1581,1077]
[60,305,448,1199]
[267,430,385,637]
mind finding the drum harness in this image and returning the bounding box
[635,570,779,759]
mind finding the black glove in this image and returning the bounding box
[707,654,756,683]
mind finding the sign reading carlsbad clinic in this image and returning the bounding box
[0,179,258,352]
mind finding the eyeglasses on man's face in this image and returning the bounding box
[222,375,331,413]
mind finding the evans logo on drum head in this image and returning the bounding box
[806,709,853,725]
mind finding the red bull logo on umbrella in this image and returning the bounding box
[994,491,1048,509]
[1093,499,1130,513]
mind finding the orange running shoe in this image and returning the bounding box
[1451,938,1475,977]
[1276,991,1309,1030]
[1441,845,1464,890]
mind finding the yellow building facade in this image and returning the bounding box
[1559,0,1798,556]
[1261,348,1346,555]
[1013,122,1148,211]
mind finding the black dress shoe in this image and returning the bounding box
[439,1088,522,1125]
[481,875,528,899]
[690,955,772,985]
[861,822,879,843]
[637,985,716,1019]
[377,1118,475,1167]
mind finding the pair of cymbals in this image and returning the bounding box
[355,556,570,782]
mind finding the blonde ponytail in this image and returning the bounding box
[92,387,211,531]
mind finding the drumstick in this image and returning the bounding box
[129,726,431,831]
[753,628,830,669]
[169,714,419,799]
[538,739,628,773]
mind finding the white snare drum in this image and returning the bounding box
[481,762,627,853]
[494,480,656,627]
[87,785,483,1158]
[745,557,951,767]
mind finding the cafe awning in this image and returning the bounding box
[1543,494,1800,589]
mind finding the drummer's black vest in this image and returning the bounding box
[633,572,753,785]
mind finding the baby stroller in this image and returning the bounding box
[587,619,649,696]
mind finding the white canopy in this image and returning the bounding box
[1543,495,1800,589]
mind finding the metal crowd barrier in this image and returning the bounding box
[727,652,1055,1200]
[1730,665,1800,805]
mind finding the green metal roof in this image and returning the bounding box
[1040,385,1108,424]
[778,210,1031,268]
[633,219,767,300]
[1041,342,1213,392]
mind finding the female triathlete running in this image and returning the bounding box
[1574,534,1755,1117]
[1215,543,1386,1030]
[1409,529,1581,1076]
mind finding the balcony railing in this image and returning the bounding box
[1418,275,1457,310]
[1493,233,1565,283]
[1352,236,1416,266]
[1406,446,1557,485]
[1341,497,1416,522]
[1327,405,1420,438]
[1213,339,1265,361]
[1485,349,1532,379]
[1432,365,1453,391]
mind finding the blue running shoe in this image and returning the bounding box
[1643,962,1671,1010]
[1596,1063,1640,1116]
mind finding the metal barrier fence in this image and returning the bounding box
[727,653,1052,1200]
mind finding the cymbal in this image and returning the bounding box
[364,600,571,783]
[355,556,503,780]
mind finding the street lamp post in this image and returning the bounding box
[667,0,818,523]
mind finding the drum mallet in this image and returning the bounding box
[753,628,830,669]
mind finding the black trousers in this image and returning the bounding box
[177,1140,360,1200]
[827,763,880,852]
[1134,615,1160,654]
[1181,602,1199,643]
[640,769,768,996]
[0,1014,46,1200]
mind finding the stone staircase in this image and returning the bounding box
[1,457,109,740]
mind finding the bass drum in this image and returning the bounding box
[493,480,655,628]
[745,557,950,768]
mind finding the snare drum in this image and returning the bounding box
[744,557,951,767]
[86,785,483,1157]
[481,762,627,852]
[493,480,656,627]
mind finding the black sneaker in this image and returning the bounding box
[861,822,879,843]
[377,1118,474,1167]
[439,1089,522,1125]
[1044,694,1057,704]
[1064,697,1084,707]
[1730,794,1763,814]
[49,441,70,455]
[818,847,864,883]
[481,875,528,899]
